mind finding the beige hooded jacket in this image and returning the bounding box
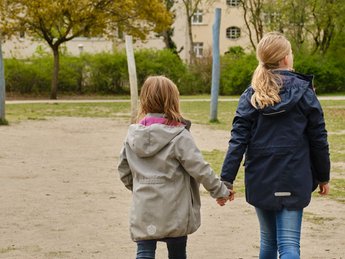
[118,123,229,241]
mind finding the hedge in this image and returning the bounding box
[4,48,345,95]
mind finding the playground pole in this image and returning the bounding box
[125,35,138,124]
[210,8,221,122]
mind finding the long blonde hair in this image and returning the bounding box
[138,76,182,124]
[251,32,291,109]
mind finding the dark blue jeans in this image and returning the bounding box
[255,207,303,259]
[136,236,187,259]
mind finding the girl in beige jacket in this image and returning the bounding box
[118,76,232,259]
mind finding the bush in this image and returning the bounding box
[5,57,51,94]
[186,50,213,94]
[220,49,257,95]
[5,55,83,94]
[4,47,344,96]
[135,49,188,92]
[294,53,345,93]
[58,56,84,93]
[85,51,129,94]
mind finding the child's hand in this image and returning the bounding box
[318,182,330,195]
[229,189,236,201]
[216,197,228,206]
[216,190,235,206]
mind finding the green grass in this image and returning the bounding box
[303,211,336,225]
[202,149,245,194]
[0,118,9,125]
[5,102,131,122]
[181,101,237,130]
[4,97,345,202]
[327,178,345,203]
[0,246,16,254]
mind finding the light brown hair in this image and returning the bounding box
[138,76,182,124]
[251,32,291,109]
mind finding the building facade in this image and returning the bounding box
[2,0,252,60]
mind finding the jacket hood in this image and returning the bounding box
[126,124,185,158]
[246,70,314,116]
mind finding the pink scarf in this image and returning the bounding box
[139,116,182,127]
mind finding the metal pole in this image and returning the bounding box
[0,39,6,122]
[125,35,138,124]
[210,8,221,122]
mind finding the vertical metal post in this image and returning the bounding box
[0,40,6,121]
[210,8,221,122]
[125,35,138,124]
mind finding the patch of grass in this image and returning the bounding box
[45,251,72,257]
[327,178,345,203]
[181,101,237,130]
[6,102,131,122]
[0,245,16,254]
[0,118,9,125]
[331,163,345,175]
[328,135,345,163]
[202,149,245,194]
[202,149,226,173]
[322,107,345,132]
[304,211,335,225]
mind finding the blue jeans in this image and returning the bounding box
[136,236,187,259]
[255,207,303,259]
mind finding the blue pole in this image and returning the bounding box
[0,40,5,121]
[210,8,221,122]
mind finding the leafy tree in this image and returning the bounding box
[0,0,172,99]
[263,0,345,55]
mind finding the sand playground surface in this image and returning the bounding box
[0,117,344,258]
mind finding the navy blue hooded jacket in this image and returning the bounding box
[221,70,330,210]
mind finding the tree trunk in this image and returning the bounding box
[50,47,60,100]
[187,18,196,63]
[241,0,256,51]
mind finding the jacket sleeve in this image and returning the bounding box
[174,131,230,199]
[300,88,330,183]
[117,145,133,191]
[221,92,254,184]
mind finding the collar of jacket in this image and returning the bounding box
[247,70,315,116]
[273,70,314,89]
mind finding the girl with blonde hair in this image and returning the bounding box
[118,75,232,259]
[220,32,330,259]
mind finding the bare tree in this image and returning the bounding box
[180,0,214,62]
[308,0,336,54]
[239,0,265,51]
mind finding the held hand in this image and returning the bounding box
[216,197,228,206]
[229,189,236,201]
[216,190,236,206]
[318,182,330,195]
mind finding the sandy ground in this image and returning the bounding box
[0,117,344,259]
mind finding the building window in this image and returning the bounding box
[193,42,204,57]
[226,0,240,7]
[192,10,203,24]
[226,27,241,39]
